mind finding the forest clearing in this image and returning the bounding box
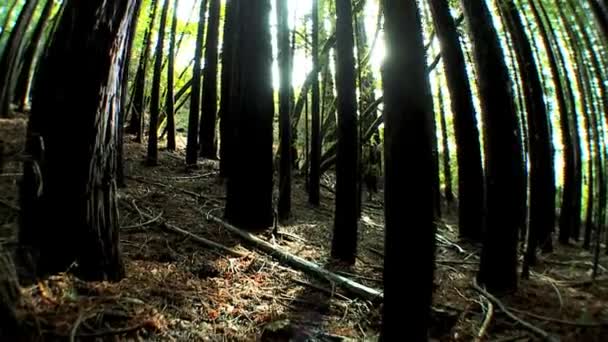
[2,0,608,340]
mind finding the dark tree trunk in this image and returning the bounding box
[590,0,608,38]
[165,0,179,152]
[224,0,274,230]
[500,1,555,277]
[185,0,208,165]
[277,0,293,220]
[13,0,55,112]
[436,71,454,204]
[147,0,170,166]
[331,0,359,264]
[529,0,579,245]
[0,0,39,118]
[381,0,436,339]
[461,0,525,294]
[199,0,221,159]
[429,0,484,240]
[219,0,238,177]
[309,0,321,207]
[19,0,138,280]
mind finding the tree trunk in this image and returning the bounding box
[19,0,138,281]
[429,0,484,240]
[0,0,19,40]
[309,0,321,207]
[277,0,293,220]
[13,0,55,112]
[381,0,436,339]
[147,0,170,166]
[128,0,160,141]
[0,0,40,118]
[199,0,221,159]
[461,0,525,294]
[500,1,555,277]
[331,0,359,264]
[224,0,274,230]
[436,69,454,204]
[185,0,208,165]
[219,0,238,177]
[165,0,179,152]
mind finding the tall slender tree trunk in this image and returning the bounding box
[13,0,55,112]
[20,0,138,280]
[128,0,160,140]
[500,0,555,277]
[224,0,274,230]
[165,0,179,152]
[461,0,525,294]
[381,0,436,339]
[331,0,359,264]
[429,0,484,241]
[147,0,170,166]
[199,0,221,159]
[277,0,293,220]
[185,0,208,165]
[309,0,321,206]
[0,0,40,118]
[219,0,238,177]
[0,0,19,40]
[436,69,454,204]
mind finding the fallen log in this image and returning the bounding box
[206,214,383,302]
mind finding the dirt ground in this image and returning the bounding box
[1,139,607,341]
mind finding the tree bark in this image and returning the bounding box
[165,0,179,152]
[199,0,221,159]
[19,0,138,281]
[219,0,238,177]
[277,0,293,220]
[461,0,525,294]
[331,0,359,264]
[436,68,454,204]
[381,0,436,339]
[309,0,321,207]
[224,0,274,230]
[429,0,484,240]
[185,0,208,165]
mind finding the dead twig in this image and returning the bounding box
[509,307,608,327]
[474,299,494,342]
[170,172,216,180]
[126,176,221,202]
[121,211,163,230]
[472,280,558,341]
[291,278,351,301]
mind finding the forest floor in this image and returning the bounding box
[1,139,608,341]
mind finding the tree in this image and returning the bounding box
[331,0,359,264]
[309,0,321,206]
[13,0,56,112]
[224,0,274,230]
[435,69,454,204]
[147,0,170,166]
[185,0,208,165]
[165,0,180,152]
[128,0,160,141]
[19,0,139,280]
[461,0,525,294]
[381,0,436,338]
[219,0,238,177]
[0,0,40,118]
[428,0,484,241]
[199,0,221,159]
[277,0,293,220]
[500,0,555,276]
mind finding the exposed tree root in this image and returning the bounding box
[474,299,494,342]
[472,280,557,341]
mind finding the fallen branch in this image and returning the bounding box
[291,278,351,301]
[472,280,558,341]
[126,176,221,203]
[474,300,494,342]
[137,211,247,258]
[206,214,383,302]
[509,307,608,327]
[121,211,163,230]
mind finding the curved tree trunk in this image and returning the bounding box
[381,0,436,339]
[224,0,274,230]
[199,0,221,159]
[461,0,525,294]
[331,0,359,264]
[19,0,138,281]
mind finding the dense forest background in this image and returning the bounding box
[1,0,608,340]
